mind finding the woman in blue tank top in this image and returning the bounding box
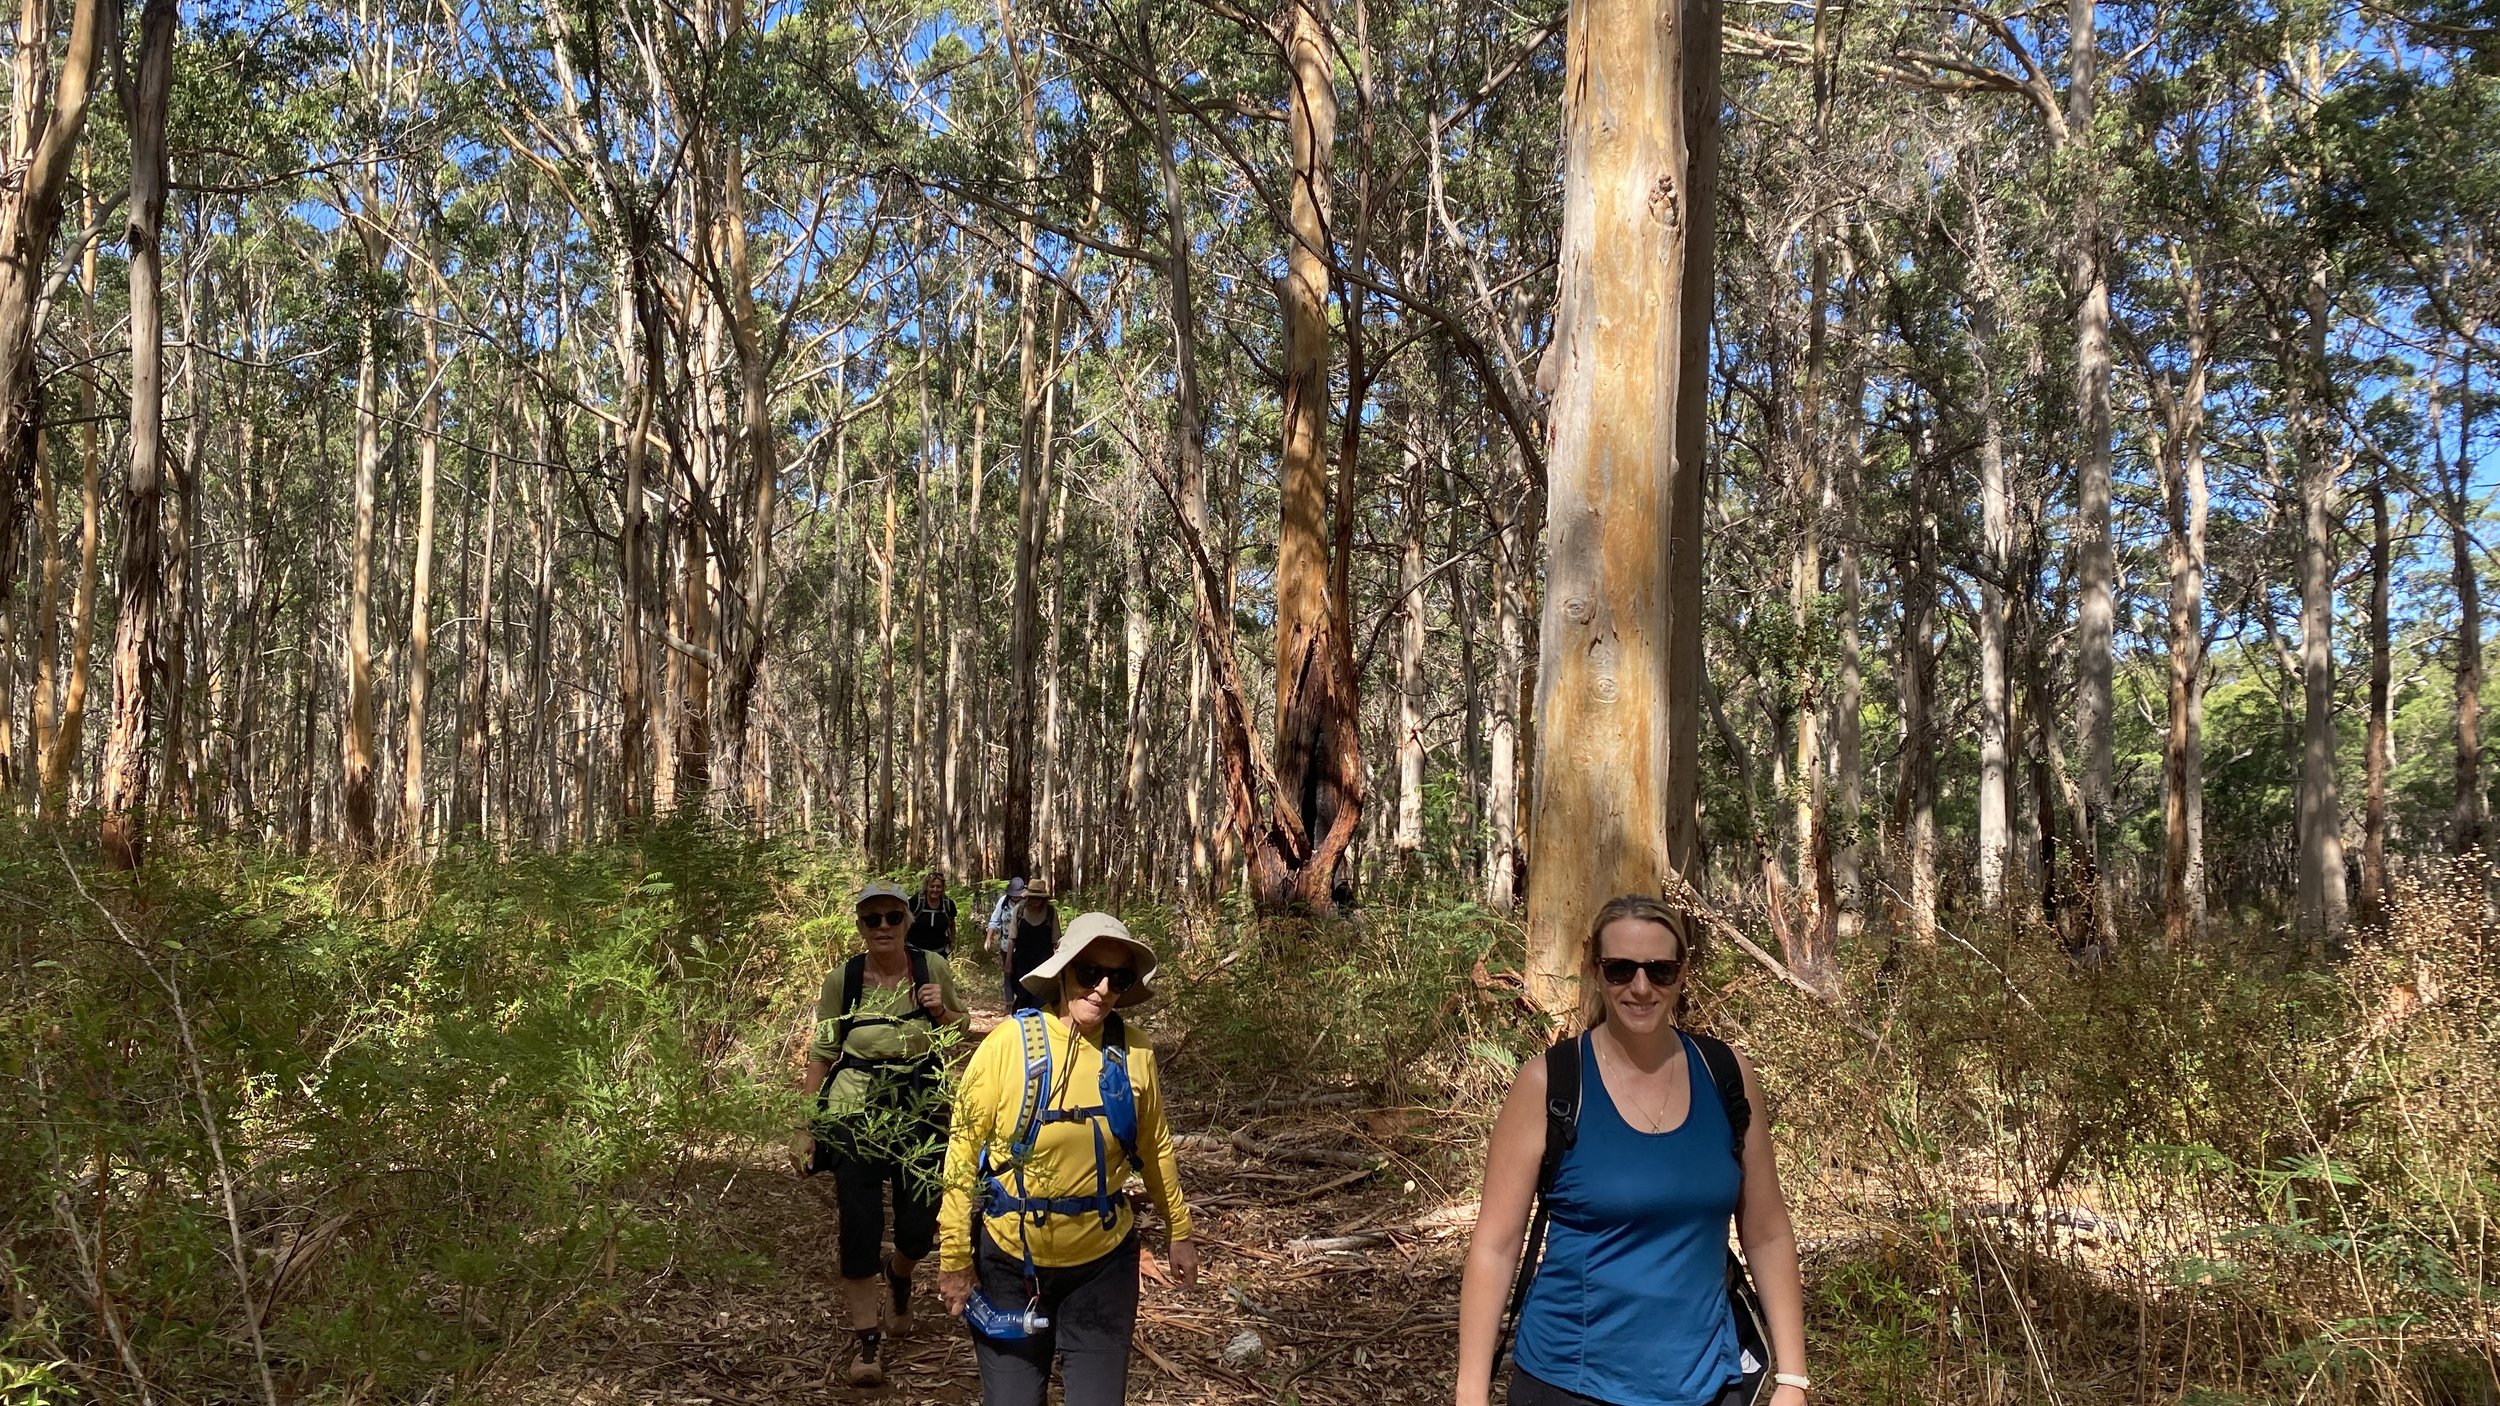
[1455,896,1810,1406]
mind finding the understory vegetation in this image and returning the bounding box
[3,826,2492,1404]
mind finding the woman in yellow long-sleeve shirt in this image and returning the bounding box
[937,912,1199,1406]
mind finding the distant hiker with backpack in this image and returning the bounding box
[800,879,969,1388]
[999,877,1059,1013]
[1455,894,1810,1406]
[936,912,1199,1406]
[910,870,958,956]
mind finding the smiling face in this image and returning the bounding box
[1593,915,1685,1036]
[923,874,945,902]
[1056,938,1137,1032]
[857,897,910,954]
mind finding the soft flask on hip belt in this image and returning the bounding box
[963,1288,1050,1340]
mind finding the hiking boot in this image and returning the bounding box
[884,1256,914,1336]
[845,1328,885,1388]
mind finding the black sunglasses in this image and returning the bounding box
[859,909,909,929]
[1068,960,1139,993]
[1598,956,1685,987]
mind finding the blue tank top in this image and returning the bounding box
[1512,1032,1743,1406]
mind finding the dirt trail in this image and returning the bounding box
[518,966,1477,1406]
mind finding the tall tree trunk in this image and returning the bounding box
[1262,0,1363,913]
[96,0,174,869]
[401,272,441,845]
[456,431,497,834]
[2445,349,2483,856]
[1891,428,1940,943]
[2359,469,2392,928]
[2292,260,2349,947]
[1485,476,1524,912]
[2066,0,2119,949]
[1830,253,1867,932]
[30,368,58,797]
[340,254,382,854]
[1975,301,2013,911]
[38,211,100,809]
[616,269,658,826]
[161,265,203,819]
[997,3,1045,880]
[716,0,778,822]
[2157,262,2210,946]
[0,0,107,618]
[1394,427,1427,866]
[1523,0,1719,1012]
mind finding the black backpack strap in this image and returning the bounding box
[908,946,934,1022]
[1494,1036,1582,1376]
[1686,1031,1751,1162]
[834,954,869,1048]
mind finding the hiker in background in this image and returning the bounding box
[1001,877,1058,1013]
[937,913,1198,1406]
[987,877,1026,954]
[800,879,969,1389]
[910,870,958,956]
[1453,894,1811,1406]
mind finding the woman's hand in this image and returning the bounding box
[938,1268,973,1317]
[786,1130,814,1173]
[1167,1238,1200,1289]
[916,981,945,1014]
[1769,1386,1809,1406]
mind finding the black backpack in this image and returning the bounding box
[832,946,936,1052]
[1494,1030,1773,1403]
[809,948,942,1174]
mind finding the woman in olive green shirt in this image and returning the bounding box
[803,879,968,1387]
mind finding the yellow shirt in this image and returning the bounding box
[939,1010,1194,1271]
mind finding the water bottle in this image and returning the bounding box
[963,1288,1050,1340]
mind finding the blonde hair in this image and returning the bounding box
[1576,893,1699,1032]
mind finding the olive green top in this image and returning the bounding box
[810,952,964,1116]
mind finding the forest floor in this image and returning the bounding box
[514,978,1477,1406]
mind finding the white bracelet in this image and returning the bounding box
[1773,1373,1812,1392]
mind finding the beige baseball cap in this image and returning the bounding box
[856,879,911,909]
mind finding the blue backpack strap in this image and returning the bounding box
[1097,1011,1140,1168]
[1011,1011,1053,1151]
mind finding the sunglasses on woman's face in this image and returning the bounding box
[860,909,909,929]
[1598,956,1684,987]
[1068,960,1138,994]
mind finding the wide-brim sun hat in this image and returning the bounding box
[1023,877,1054,900]
[856,879,911,910]
[1019,912,1159,1009]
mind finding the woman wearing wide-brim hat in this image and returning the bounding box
[937,913,1199,1406]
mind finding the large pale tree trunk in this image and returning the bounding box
[39,213,100,809]
[1485,478,1525,912]
[2292,261,2349,946]
[2155,261,2210,945]
[0,0,107,620]
[1394,430,1427,865]
[1890,426,1940,942]
[340,244,383,854]
[1975,301,2013,911]
[96,0,174,868]
[1523,0,1719,1012]
[2066,0,2119,949]
[400,271,441,845]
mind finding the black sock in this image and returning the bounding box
[885,1258,911,1313]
